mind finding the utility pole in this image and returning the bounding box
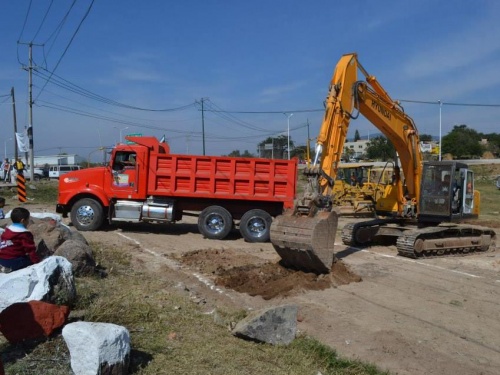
[19,42,43,181]
[27,43,33,180]
[200,98,206,155]
[306,118,310,166]
[20,42,38,181]
[11,87,18,161]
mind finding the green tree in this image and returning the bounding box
[481,132,500,157]
[343,146,355,161]
[441,125,484,159]
[257,135,292,159]
[354,129,361,142]
[291,145,307,160]
[365,136,395,161]
[419,133,433,142]
[225,150,255,157]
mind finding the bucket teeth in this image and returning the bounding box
[270,210,339,274]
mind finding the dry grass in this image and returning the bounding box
[1,242,388,375]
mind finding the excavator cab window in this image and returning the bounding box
[419,164,457,220]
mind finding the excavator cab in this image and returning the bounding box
[418,161,478,223]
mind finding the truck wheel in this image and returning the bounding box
[71,198,104,231]
[239,209,272,243]
[198,206,233,240]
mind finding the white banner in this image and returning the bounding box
[16,129,29,153]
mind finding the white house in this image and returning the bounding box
[33,154,85,167]
[344,140,369,159]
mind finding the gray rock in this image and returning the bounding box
[29,217,68,252]
[54,239,96,276]
[232,304,298,345]
[0,256,75,312]
[63,322,130,375]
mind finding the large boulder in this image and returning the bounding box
[54,239,96,276]
[63,322,130,375]
[232,304,298,345]
[0,300,70,343]
[29,217,66,253]
[0,256,75,313]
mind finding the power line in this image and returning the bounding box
[37,101,201,135]
[399,99,500,108]
[43,0,78,65]
[35,0,95,101]
[204,108,323,114]
[32,0,54,41]
[33,67,197,112]
[35,84,199,124]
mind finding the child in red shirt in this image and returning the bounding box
[0,207,40,271]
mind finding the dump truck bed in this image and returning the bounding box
[147,153,297,208]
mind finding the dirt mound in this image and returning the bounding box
[179,248,361,300]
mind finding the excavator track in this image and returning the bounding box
[342,220,496,259]
[341,218,397,246]
[396,224,496,259]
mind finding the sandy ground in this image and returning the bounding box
[20,202,500,375]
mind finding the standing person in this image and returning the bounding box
[15,157,25,176]
[1,158,10,182]
[0,207,40,271]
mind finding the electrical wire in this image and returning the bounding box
[399,99,500,107]
[33,67,197,112]
[37,101,200,135]
[43,0,78,58]
[34,85,199,124]
[16,0,33,65]
[35,0,95,101]
[32,0,54,41]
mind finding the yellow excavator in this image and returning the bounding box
[270,53,496,274]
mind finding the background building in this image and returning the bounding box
[33,154,85,167]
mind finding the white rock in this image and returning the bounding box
[0,256,74,312]
[63,322,130,375]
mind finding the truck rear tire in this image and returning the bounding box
[198,206,233,240]
[239,209,272,243]
[71,198,104,231]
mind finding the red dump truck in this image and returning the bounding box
[56,136,297,242]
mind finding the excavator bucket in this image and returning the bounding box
[270,210,339,274]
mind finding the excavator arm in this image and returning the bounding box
[271,52,423,273]
[314,53,421,205]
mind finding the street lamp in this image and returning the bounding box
[4,138,12,159]
[114,126,129,144]
[283,113,293,160]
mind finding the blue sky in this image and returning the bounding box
[1,1,499,161]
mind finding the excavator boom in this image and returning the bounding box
[270,53,494,274]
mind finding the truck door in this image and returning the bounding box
[110,150,146,198]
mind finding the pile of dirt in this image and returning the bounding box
[179,248,361,300]
[178,248,270,274]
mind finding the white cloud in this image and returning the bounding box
[259,80,307,103]
[402,5,500,79]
